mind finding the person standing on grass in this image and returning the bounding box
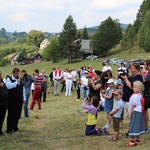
[40,69,48,102]
[143,60,150,132]
[127,81,145,146]
[108,89,124,142]
[30,69,42,110]
[102,62,112,72]
[21,70,36,118]
[6,68,26,134]
[102,79,115,129]
[53,66,63,96]
[65,69,73,96]
[0,71,8,136]
[88,70,102,101]
[71,67,77,90]
[121,62,143,137]
[81,71,89,100]
[48,68,55,94]
[61,68,68,93]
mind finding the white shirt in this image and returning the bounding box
[102,66,112,72]
[66,72,73,80]
[72,71,77,81]
[62,71,67,81]
[128,93,142,113]
[117,67,127,73]
[31,83,34,90]
[81,76,88,87]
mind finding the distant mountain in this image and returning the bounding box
[84,23,128,35]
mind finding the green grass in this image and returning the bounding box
[1,90,150,150]
[0,48,150,150]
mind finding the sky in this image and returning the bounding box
[0,0,143,33]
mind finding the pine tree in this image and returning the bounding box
[59,15,80,63]
[82,26,89,39]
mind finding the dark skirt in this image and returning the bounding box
[129,111,145,137]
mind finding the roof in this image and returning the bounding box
[80,39,93,54]
[30,53,42,59]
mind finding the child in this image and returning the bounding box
[82,96,101,136]
[108,89,124,142]
[102,79,115,129]
[99,88,106,111]
[116,79,124,128]
[127,81,145,146]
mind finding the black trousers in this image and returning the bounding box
[61,81,66,92]
[7,99,23,132]
[0,103,7,133]
[40,86,47,102]
[72,81,77,90]
[76,85,80,99]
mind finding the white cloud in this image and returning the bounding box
[8,12,30,21]
[0,0,144,32]
[90,0,143,10]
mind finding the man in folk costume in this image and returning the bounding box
[53,66,63,96]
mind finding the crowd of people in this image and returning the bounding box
[0,60,150,147]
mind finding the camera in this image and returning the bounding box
[86,76,91,79]
[23,73,28,78]
[117,69,127,76]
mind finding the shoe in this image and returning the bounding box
[43,100,46,102]
[76,99,80,101]
[103,127,110,135]
[6,131,13,135]
[135,140,141,145]
[48,92,49,94]
[108,138,117,142]
[127,140,136,146]
[97,128,102,136]
[14,128,19,132]
[77,109,82,113]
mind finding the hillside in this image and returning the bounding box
[82,23,128,35]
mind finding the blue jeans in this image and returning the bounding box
[81,87,89,100]
[23,94,30,118]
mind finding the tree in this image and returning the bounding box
[26,30,44,47]
[92,17,122,56]
[59,15,78,63]
[144,28,150,52]
[82,26,89,39]
[44,37,61,62]
[0,28,6,38]
[76,30,82,39]
[121,24,136,48]
[17,49,27,62]
[139,10,150,48]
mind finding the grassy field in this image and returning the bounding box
[0,47,150,150]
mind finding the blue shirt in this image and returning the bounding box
[22,76,36,95]
[113,99,124,118]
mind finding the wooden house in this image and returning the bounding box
[30,53,42,63]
